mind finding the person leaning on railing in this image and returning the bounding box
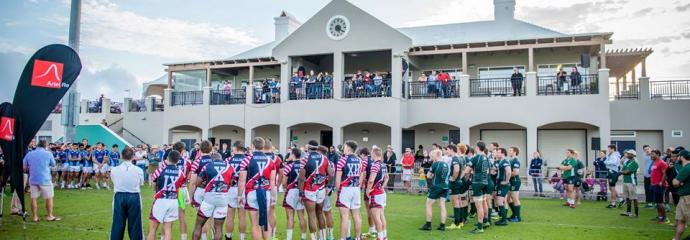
[556,68,567,93]
[510,68,524,96]
[569,67,582,94]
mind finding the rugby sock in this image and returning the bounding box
[181,233,187,240]
[328,227,334,238]
[369,227,376,234]
[286,229,293,240]
[499,206,507,221]
[273,228,277,238]
[515,205,521,218]
[460,207,467,223]
[633,200,639,216]
[310,232,317,240]
[508,203,515,218]
[239,233,246,240]
[470,204,476,216]
[626,199,631,213]
[301,233,307,239]
[201,233,207,240]
[320,229,326,239]
[383,230,387,238]
[453,208,461,225]
[377,231,384,240]
[224,233,231,240]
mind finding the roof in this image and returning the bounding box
[396,19,568,46]
[227,41,278,60]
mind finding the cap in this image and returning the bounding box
[624,149,637,156]
[673,146,687,155]
[678,150,690,160]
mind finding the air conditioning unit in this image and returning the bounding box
[611,130,636,138]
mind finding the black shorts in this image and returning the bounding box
[608,172,620,187]
[651,185,666,204]
[573,177,582,188]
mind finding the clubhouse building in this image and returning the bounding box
[71,0,688,174]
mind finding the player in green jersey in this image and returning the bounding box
[619,149,639,217]
[420,149,450,231]
[559,149,578,208]
[493,148,512,226]
[465,142,491,234]
[446,144,465,230]
[507,146,522,222]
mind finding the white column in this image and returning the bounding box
[279,125,289,155]
[598,68,610,97]
[460,74,470,99]
[164,88,172,108]
[332,125,343,149]
[526,72,537,97]
[124,98,132,112]
[244,127,254,147]
[202,86,211,106]
[102,98,112,115]
[80,99,87,114]
[145,96,155,112]
[600,43,607,69]
[246,65,254,104]
[639,77,650,101]
[390,122,402,159]
[391,52,403,99]
[461,51,468,75]
[528,47,534,72]
[599,123,611,154]
[333,52,343,99]
[527,126,538,162]
[202,128,209,142]
[206,68,212,87]
[280,59,290,102]
[460,125,470,144]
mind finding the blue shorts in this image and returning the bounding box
[651,185,665,204]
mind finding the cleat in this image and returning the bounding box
[619,212,630,217]
[419,224,432,231]
[446,224,457,230]
[470,228,484,234]
[494,220,508,226]
[436,225,445,231]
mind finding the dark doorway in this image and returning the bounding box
[612,140,636,156]
[219,139,232,148]
[449,130,460,145]
[402,130,415,151]
[320,130,333,147]
[181,139,197,152]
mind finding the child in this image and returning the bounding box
[550,170,564,199]
[418,168,427,193]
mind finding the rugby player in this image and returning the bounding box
[365,147,388,240]
[559,149,578,208]
[193,152,233,240]
[419,149,449,231]
[298,140,333,240]
[93,142,109,189]
[148,150,186,240]
[507,146,522,222]
[81,144,93,189]
[264,140,283,239]
[493,148,511,226]
[225,141,248,240]
[359,147,376,238]
[239,137,276,240]
[190,141,215,240]
[466,141,490,234]
[317,145,335,240]
[282,148,307,240]
[336,140,363,240]
[152,142,192,240]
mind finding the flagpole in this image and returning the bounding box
[62,0,81,143]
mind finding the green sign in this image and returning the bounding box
[292,136,299,141]
[441,136,449,142]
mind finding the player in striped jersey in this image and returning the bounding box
[282,148,307,240]
[148,150,186,240]
[298,140,333,240]
[151,142,192,240]
[188,141,214,240]
[239,137,276,240]
[264,140,283,239]
[317,145,335,240]
[365,146,388,240]
[336,140,363,240]
[225,141,248,240]
[193,152,234,240]
[358,147,376,238]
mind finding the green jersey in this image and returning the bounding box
[676,163,690,196]
[621,158,639,184]
[509,157,521,182]
[496,159,511,183]
[575,160,585,179]
[561,157,577,178]
[431,161,450,189]
[468,154,490,185]
[490,159,499,182]
[449,156,463,183]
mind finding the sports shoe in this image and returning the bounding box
[96,184,101,190]
[446,224,457,230]
[569,204,576,209]
[419,224,432,231]
[483,222,491,228]
[619,212,631,217]
[436,225,445,231]
[509,217,521,222]
[470,228,484,234]
[630,214,639,218]
[491,215,500,220]
[494,220,508,226]
[605,204,616,208]
[644,203,654,209]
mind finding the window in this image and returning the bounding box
[40,120,52,131]
[172,70,207,92]
[478,66,525,79]
[672,130,683,138]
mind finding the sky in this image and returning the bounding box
[1,0,689,103]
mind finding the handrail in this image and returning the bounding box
[122,128,147,146]
[107,118,124,128]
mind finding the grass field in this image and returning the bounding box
[0,188,678,239]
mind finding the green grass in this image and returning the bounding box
[0,187,679,240]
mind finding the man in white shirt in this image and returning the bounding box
[110,147,144,240]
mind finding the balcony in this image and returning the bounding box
[171,91,203,106]
[407,80,460,99]
[128,99,147,112]
[289,81,332,100]
[537,74,598,95]
[651,80,690,100]
[254,87,281,104]
[470,77,524,97]
[610,82,639,100]
[86,100,102,113]
[342,78,391,98]
[210,89,246,105]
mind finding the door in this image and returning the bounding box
[449,130,460,145]
[402,130,415,151]
[219,139,233,148]
[612,141,636,156]
[320,130,333,147]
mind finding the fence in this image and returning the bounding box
[171,91,203,106]
[128,99,146,112]
[110,102,123,113]
[609,82,639,100]
[254,87,281,103]
[470,77,525,97]
[537,74,598,95]
[210,89,246,105]
[342,78,391,98]
[407,80,460,99]
[151,98,164,111]
[650,80,690,100]
[86,100,101,113]
[289,81,332,100]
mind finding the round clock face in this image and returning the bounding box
[326,15,350,41]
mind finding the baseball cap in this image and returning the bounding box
[673,146,686,155]
[678,150,690,160]
[624,149,637,156]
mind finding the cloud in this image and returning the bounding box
[76,64,142,102]
[633,7,654,16]
[0,51,28,103]
[0,40,34,55]
[75,0,261,61]
[676,3,690,12]
[518,1,628,33]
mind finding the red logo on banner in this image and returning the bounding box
[0,116,14,141]
[32,59,64,89]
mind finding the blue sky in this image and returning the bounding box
[1,0,689,103]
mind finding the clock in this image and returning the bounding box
[326,15,350,41]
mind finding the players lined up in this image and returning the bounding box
[47,140,120,190]
[147,138,390,240]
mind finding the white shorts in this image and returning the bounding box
[303,189,326,204]
[270,187,278,206]
[199,197,228,220]
[150,199,179,223]
[51,165,60,172]
[369,193,387,208]
[94,165,110,174]
[193,188,204,207]
[60,164,69,172]
[82,167,93,174]
[336,187,361,209]
[227,187,240,209]
[69,166,81,173]
[402,169,413,181]
[246,190,271,211]
[283,189,304,210]
[30,184,54,199]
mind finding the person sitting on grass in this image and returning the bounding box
[419,149,449,231]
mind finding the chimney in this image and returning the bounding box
[494,0,515,21]
[274,11,301,41]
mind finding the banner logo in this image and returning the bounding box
[0,116,14,141]
[31,59,64,89]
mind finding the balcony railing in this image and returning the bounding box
[650,80,690,100]
[110,102,123,113]
[407,80,460,99]
[128,99,146,112]
[470,77,524,97]
[171,91,203,106]
[151,98,164,111]
[342,78,391,98]
[289,81,332,100]
[86,100,102,113]
[537,74,598,95]
[210,89,246,105]
[610,82,639,100]
[254,87,281,104]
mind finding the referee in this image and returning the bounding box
[110,147,144,240]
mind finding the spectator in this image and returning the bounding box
[438,71,449,98]
[134,145,148,182]
[556,68,567,93]
[650,149,669,224]
[427,71,437,97]
[569,67,582,94]
[147,145,163,177]
[323,72,333,97]
[672,150,690,240]
[418,74,427,95]
[667,147,685,212]
[510,68,524,96]
[101,119,108,126]
[415,145,425,163]
[22,140,60,222]
[529,151,544,197]
[593,150,609,201]
[220,142,231,159]
[642,145,654,208]
[110,147,145,240]
[384,145,397,190]
[551,170,565,199]
[402,148,415,192]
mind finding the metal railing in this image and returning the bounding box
[470,77,525,97]
[254,87,281,103]
[210,89,245,105]
[342,78,391,98]
[407,80,460,99]
[289,81,332,100]
[151,98,164,112]
[86,100,102,113]
[609,82,639,100]
[110,102,123,113]
[171,91,203,106]
[650,80,690,100]
[128,99,146,112]
[537,74,598,95]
